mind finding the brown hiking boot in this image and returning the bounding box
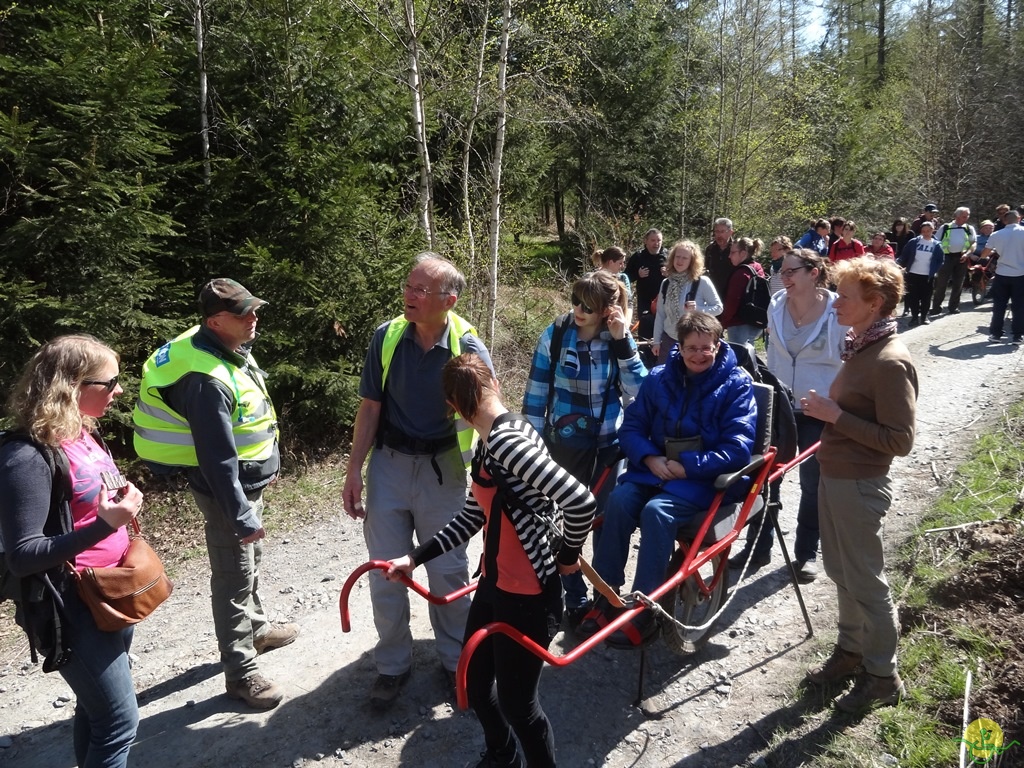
[805,645,863,685]
[835,670,906,713]
[225,673,284,710]
[368,670,411,710]
[253,623,300,654]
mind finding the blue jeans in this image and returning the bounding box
[746,413,824,562]
[58,587,139,768]
[989,273,1024,338]
[592,481,703,595]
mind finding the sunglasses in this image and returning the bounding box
[82,376,119,393]
[571,294,596,314]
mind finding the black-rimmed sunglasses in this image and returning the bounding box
[82,376,119,392]
[571,294,596,314]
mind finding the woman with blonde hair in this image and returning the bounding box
[522,270,646,629]
[802,257,916,712]
[0,335,144,767]
[388,353,596,767]
[651,240,723,364]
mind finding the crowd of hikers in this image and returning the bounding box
[7,198,1024,766]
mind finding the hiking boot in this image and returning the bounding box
[472,743,525,768]
[805,645,863,685]
[253,622,300,654]
[835,670,906,713]
[795,560,818,584]
[225,673,284,710]
[565,599,592,632]
[369,670,410,709]
[988,334,1003,342]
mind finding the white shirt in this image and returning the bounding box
[987,224,1024,277]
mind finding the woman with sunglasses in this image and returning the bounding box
[386,353,596,768]
[521,270,646,631]
[729,249,846,583]
[0,335,143,768]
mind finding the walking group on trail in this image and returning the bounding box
[3,199,1021,766]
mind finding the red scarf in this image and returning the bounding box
[841,319,897,361]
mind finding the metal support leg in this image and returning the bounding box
[634,644,647,708]
[769,502,814,638]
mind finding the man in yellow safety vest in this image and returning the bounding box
[342,253,493,709]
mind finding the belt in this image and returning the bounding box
[380,428,458,456]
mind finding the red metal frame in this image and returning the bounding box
[340,445,813,710]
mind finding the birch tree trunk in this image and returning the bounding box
[194,0,211,248]
[486,0,511,344]
[462,4,491,316]
[403,0,435,248]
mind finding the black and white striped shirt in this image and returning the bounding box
[411,414,596,583]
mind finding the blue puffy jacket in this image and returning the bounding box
[619,342,756,508]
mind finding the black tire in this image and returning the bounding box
[658,548,729,655]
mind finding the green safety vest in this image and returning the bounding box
[380,312,478,466]
[132,326,278,468]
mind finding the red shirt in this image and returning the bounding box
[829,238,866,263]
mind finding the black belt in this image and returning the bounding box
[378,425,459,485]
[380,427,457,456]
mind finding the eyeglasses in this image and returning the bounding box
[82,376,119,392]
[571,294,596,314]
[403,283,450,299]
[682,344,717,355]
[780,265,812,279]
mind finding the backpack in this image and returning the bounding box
[736,265,771,328]
[0,432,75,672]
[727,344,798,464]
[659,277,700,307]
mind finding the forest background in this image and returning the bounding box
[2,0,1022,461]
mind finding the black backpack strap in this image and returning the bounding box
[686,279,699,304]
[544,313,575,422]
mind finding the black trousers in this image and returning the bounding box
[465,577,562,767]
[931,253,966,312]
[905,272,933,320]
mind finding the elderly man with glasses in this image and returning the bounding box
[133,278,297,709]
[342,252,493,709]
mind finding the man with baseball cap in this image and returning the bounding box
[133,278,297,709]
[911,203,940,234]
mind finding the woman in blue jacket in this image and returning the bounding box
[581,311,756,645]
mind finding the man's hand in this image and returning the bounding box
[241,527,266,545]
[343,471,366,519]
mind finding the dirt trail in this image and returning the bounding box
[2,305,1023,768]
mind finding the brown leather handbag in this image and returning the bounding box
[70,518,174,632]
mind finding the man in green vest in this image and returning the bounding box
[343,253,493,709]
[133,279,297,710]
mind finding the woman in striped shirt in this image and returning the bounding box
[386,353,596,768]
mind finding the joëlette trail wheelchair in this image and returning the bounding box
[339,381,818,709]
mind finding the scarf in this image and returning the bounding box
[662,274,694,338]
[841,318,897,361]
